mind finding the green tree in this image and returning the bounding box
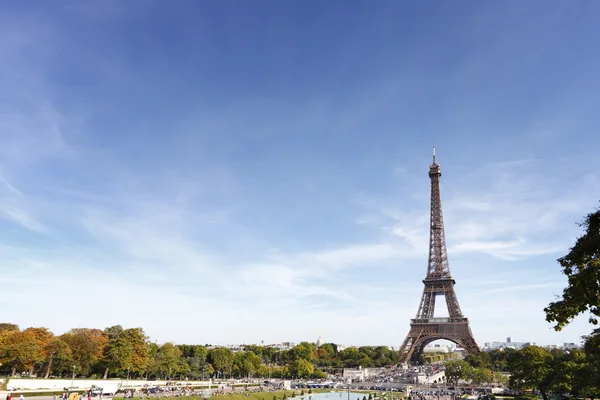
[311,369,327,379]
[545,207,600,330]
[288,359,314,378]
[445,360,471,385]
[471,367,493,385]
[493,371,508,386]
[43,338,73,378]
[233,351,262,378]
[340,347,363,367]
[541,349,584,396]
[209,347,234,378]
[489,348,515,372]
[573,330,600,398]
[290,342,316,362]
[465,352,491,369]
[508,346,553,400]
[101,325,130,378]
[147,342,183,379]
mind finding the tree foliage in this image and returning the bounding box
[545,207,600,330]
[209,347,234,377]
[508,346,553,400]
[60,328,108,376]
[445,359,471,385]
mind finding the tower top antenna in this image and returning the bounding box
[433,146,436,163]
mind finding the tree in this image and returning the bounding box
[0,330,45,375]
[493,371,508,387]
[288,359,314,378]
[122,328,149,376]
[340,347,363,367]
[311,369,327,379]
[43,338,73,378]
[542,349,583,396]
[101,325,130,379]
[488,348,515,372]
[289,342,315,362]
[233,351,262,378]
[209,347,234,378]
[471,367,493,385]
[0,323,19,332]
[465,352,491,369]
[23,327,54,375]
[508,346,553,400]
[61,328,108,376]
[148,342,183,379]
[573,330,600,398]
[545,207,600,330]
[445,360,471,385]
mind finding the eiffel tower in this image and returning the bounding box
[399,147,480,363]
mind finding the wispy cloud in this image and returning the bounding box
[470,282,564,296]
[0,173,45,233]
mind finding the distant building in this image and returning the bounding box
[343,366,384,381]
[316,335,324,347]
[267,342,296,351]
[423,343,451,353]
[482,338,529,351]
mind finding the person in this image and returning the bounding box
[6,393,11,400]
[20,395,24,400]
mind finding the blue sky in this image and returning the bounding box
[1,1,599,347]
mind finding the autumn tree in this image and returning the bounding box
[0,323,19,332]
[123,328,149,376]
[545,207,600,330]
[61,328,108,376]
[100,326,148,379]
[0,329,47,375]
[23,327,54,375]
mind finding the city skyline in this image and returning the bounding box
[1,2,599,347]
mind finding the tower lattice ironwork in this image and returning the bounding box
[398,148,480,363]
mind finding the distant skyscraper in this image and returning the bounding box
[507,337,512,343]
